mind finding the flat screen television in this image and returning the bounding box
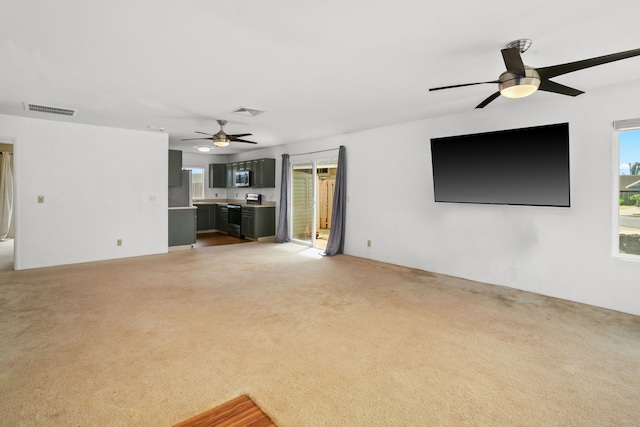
[430,123,570,207]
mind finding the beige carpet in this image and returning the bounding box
[1,242,639,426]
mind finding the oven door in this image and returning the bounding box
[227,204,242,237]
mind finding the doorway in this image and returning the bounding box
[291,158,337,249]
[0,140,14,271]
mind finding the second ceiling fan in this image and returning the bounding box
[429,40,640,109]
[182,119,257,148]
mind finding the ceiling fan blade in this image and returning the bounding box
[538,79,584,97]
[195,131,214,136]
[229,133,252,139]
[501,47,526,75]
[429,81,499,91]
[475,92,501,109]
[181,137,213,141]
[233,139,258,144]
[537,47,640,79]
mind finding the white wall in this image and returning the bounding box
[256,81,640,316]
[0,114,168,270]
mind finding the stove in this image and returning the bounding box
[246,193,262,205]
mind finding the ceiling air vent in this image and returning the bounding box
[24,102,77,117]
[233,107,264,117]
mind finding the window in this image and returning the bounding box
[614,119,640,258]
[183,166,205,200]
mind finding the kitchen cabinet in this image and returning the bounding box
[168,149,182,187]
[168,207,196,246]
[251,158,275,188]
[241,206,275,239]
[196,204,217,231]
[226,163,239,188]
[222,158,275,188]
[216,204,228,232]
[209,164,226,188]
[226,164,234,188]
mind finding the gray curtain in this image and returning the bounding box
[275,154,290,243]
[323,146,346,256]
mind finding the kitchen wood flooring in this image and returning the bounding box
[194,232,251,248]
[173,395,276,427]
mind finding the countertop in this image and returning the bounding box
[168,206,197,210]
[192,199,276,208]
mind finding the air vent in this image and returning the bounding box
[233,107,264,117]
[24,102,77,117]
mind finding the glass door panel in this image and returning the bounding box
[292,163,314,244]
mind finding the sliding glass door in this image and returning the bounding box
[290,158,337,248]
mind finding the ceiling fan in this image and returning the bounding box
[429,39,640,109]
[181,119,257,150]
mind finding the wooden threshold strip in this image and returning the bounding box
[174,395,276,427]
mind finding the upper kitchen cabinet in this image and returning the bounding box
[168,149,182,187]
[209,163,226,188]
[253,158,276,188]
[219,158,275,188]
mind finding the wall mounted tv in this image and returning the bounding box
[430,123,570,207]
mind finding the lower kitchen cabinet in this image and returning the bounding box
[196,204,217,231]
[168,208,197,246]
[216,204,228,233]
[241,206,275,239]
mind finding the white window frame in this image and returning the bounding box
[612,118,640,261]
[183,166,205,200]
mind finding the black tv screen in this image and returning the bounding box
[430,123,570,207]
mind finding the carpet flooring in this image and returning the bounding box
[1,242,639,426]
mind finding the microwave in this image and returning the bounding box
[235,170,251,187]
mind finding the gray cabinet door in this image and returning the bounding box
[241,206,275,238]
[196,205,208,230]
[254,206,276,237]
[225,164,234,188]
[241,207,255,238]
[262,158,276,188]
[216,205,228,232]
[209,164,226,188]
[168,150,182,187]
[252,159,264,187]
[169,209,196,246]
[196,204,218,230]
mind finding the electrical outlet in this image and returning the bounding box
[367,240,371,247]
[117,239,122,246]
[37,195,44,203]
[215,193,218,197]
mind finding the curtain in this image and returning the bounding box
[275,154,290,243]
[323,146,346,256]
[0,152,14,240]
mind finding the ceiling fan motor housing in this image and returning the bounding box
[213,130,230,147]
[498,66,541,98]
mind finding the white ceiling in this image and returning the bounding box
[2,1,640,154]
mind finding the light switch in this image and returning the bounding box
[37,195,44,203]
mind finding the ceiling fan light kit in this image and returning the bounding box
[498,67,541,98]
